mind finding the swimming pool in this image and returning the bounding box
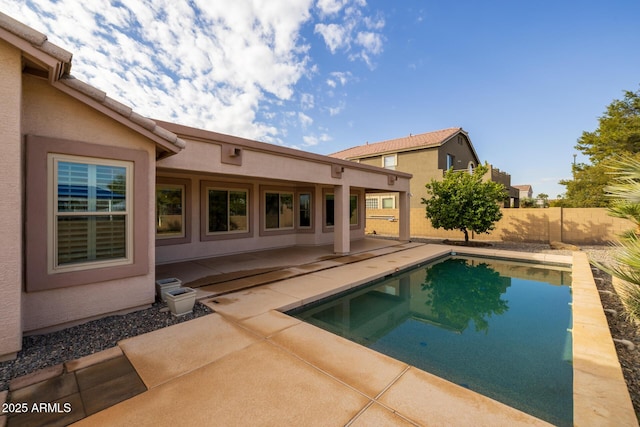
[287,255,573,426]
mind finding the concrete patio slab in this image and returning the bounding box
[265,272,354,304]
[65,346,123,373]
[73,341,371,427]
[350,402,419,426]
[269,321,409,399]
[206,287,301,321]
[119,314,259,388]
[194,265,343,297]
[155,261,217,284]
[238,310,301,337]
[378,367,552,426]
[155,237,405,289]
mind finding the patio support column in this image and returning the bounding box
[334,184,350,255]
[398,191,410,242]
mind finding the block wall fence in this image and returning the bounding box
[366,207,634,244]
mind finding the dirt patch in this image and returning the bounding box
[441,239,494,248]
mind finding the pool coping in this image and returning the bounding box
[265,245,637,426]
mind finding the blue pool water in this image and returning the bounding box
[287,256,573,426]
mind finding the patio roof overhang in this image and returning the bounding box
[155,120,412,194]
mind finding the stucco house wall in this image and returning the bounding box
[0,39,23,359]
[399,150,446,208]
[20,75,158,333]
[437,136,477,171]
[356,150,443,209]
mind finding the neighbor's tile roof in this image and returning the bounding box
[513,185,532,191]
[0,11,185,153]
[329,127,463,159]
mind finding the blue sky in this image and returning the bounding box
[3,1,639,198]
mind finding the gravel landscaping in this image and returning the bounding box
[0,301,212,391]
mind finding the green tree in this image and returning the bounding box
[537,193,549,208]
[421,259,510,333]
[561,87,640,207]
[558,161,614,207]
[521,197,536,208]
[421,163,507,243]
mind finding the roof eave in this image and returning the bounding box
[155,120,413,179]
[54,78,185,159]
[0,12,185,158]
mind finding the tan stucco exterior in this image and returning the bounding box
[0,39,24,359]
[20,75,158,333]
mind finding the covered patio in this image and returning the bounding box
[156,237,417,300]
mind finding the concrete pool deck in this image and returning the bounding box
[5,243,637,426]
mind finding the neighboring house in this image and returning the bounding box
[514,185,533,200]
[0,13,411,360]
[330,128,518,208]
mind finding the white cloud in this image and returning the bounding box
[298,112,313,127]
[364,14,385,30]
[302,132,332,147]
[316,0,349,17]
[326,71,351,89]
[300,93,315,109]
[314,23,348,53]
[328,101,346,116]
[329,71,351,86]
[356,31,383,54]
[0,0,384,145]
[313,2,384,68]
[2,0,314,141]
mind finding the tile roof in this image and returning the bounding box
[329,127,463,159]
[513,185,532,191]
[0,11,185,154]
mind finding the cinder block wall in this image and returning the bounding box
[366,207,633,244]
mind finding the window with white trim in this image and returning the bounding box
[383,154,397,170]
[50,154,132,271]
[156,183,185,239]
[382,197,395,209]
[265,191,294,230]
[206,188,248,233]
